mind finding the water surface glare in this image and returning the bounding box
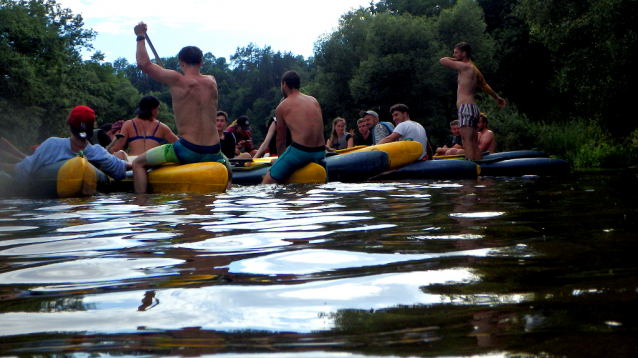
[1,173,637,357]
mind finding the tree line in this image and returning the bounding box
[2,0,636,164]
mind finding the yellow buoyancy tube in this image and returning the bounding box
[147,162,228,194]
[351,141,422,171]
[281,162,327,184]
[57,156,98,198]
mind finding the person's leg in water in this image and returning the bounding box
[132,152,151,194]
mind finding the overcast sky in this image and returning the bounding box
[58,0,373,63]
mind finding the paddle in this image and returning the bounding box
[145,34,164,69]
[105,133,125,151]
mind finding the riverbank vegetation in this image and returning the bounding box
[1,0,636,168]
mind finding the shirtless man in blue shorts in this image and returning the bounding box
[262,71,326,184]
[132,22,231,193]
[440,42,505,160]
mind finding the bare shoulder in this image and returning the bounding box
[459,61,476,72]
[200,74,217,86]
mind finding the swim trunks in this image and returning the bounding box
[268,142,326,182]
[458,104,480,129]
[145,138,231,174]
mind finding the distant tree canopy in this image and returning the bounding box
[517,0,638,136]
[311,0,497,141]
[0,0,147,148]
[1,0,635,152]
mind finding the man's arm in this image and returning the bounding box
[440,57,466,71]
[275,105,288,156]
[162,124,180,143]
[378,132,401,145]
[254,121,276,158]
[474,66,506,107]
[134,22,182,86]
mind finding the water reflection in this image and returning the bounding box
[0,257,184,285]
[0,172,637,357]
[227,248,490,275]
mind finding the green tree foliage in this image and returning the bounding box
[476,0,554,121]
[372,0,457,17]
[517,0,638,136]
[313,0,496,145]
[0,0,144,149]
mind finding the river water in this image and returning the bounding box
[0,171,637,357]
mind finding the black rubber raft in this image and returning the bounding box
[378,150,570,180]
[232,150,390,185]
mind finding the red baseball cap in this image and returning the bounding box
[68,105,95,138]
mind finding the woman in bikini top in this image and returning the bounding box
[109,96,179,160]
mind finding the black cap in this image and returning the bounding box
[237,115,251,129]
[134,95,160,115]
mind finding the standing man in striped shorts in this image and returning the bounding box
[440,42,506,160]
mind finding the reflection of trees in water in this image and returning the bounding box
[40,297,94,313]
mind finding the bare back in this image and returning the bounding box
[276,92,325,148]
[456,62,478,107]
[121,119,178,156]
[170,73,220,146]
[478,129,496,154]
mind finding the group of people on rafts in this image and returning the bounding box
[0,21,505,194]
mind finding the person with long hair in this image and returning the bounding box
[325,117,353,151]
[110,96,179,162]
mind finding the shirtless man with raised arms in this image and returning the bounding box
[132,22,231,193]
[262,70,326,184]
[440,42,505,160]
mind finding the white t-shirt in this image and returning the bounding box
[393,120,428,160]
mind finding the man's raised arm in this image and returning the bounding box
[440,57,464,70]
[134,22,181,86]
[473,65,506,108]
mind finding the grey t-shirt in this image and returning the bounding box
[372,122,394,144]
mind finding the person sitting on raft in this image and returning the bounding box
[350,118,373,146]
[477,113,496,154]
[109,95,179,162]
[436,120,463,156]
[262,70,326,184]
[226,115,257,159]
[253,117,292,158]
[132,22,232,193]
[326,117,354,151]
[378,104,432,160]
[1,105,130,181]
[216,111,238,159]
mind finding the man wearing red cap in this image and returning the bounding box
[132,22,232,193]
[10,106,130,182]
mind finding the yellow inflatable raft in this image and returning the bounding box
[350,141,423,171]
[147,162,229,194]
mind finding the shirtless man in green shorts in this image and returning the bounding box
[440,42,505,160]
[262,71,326,184]
[132,22,231,193]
